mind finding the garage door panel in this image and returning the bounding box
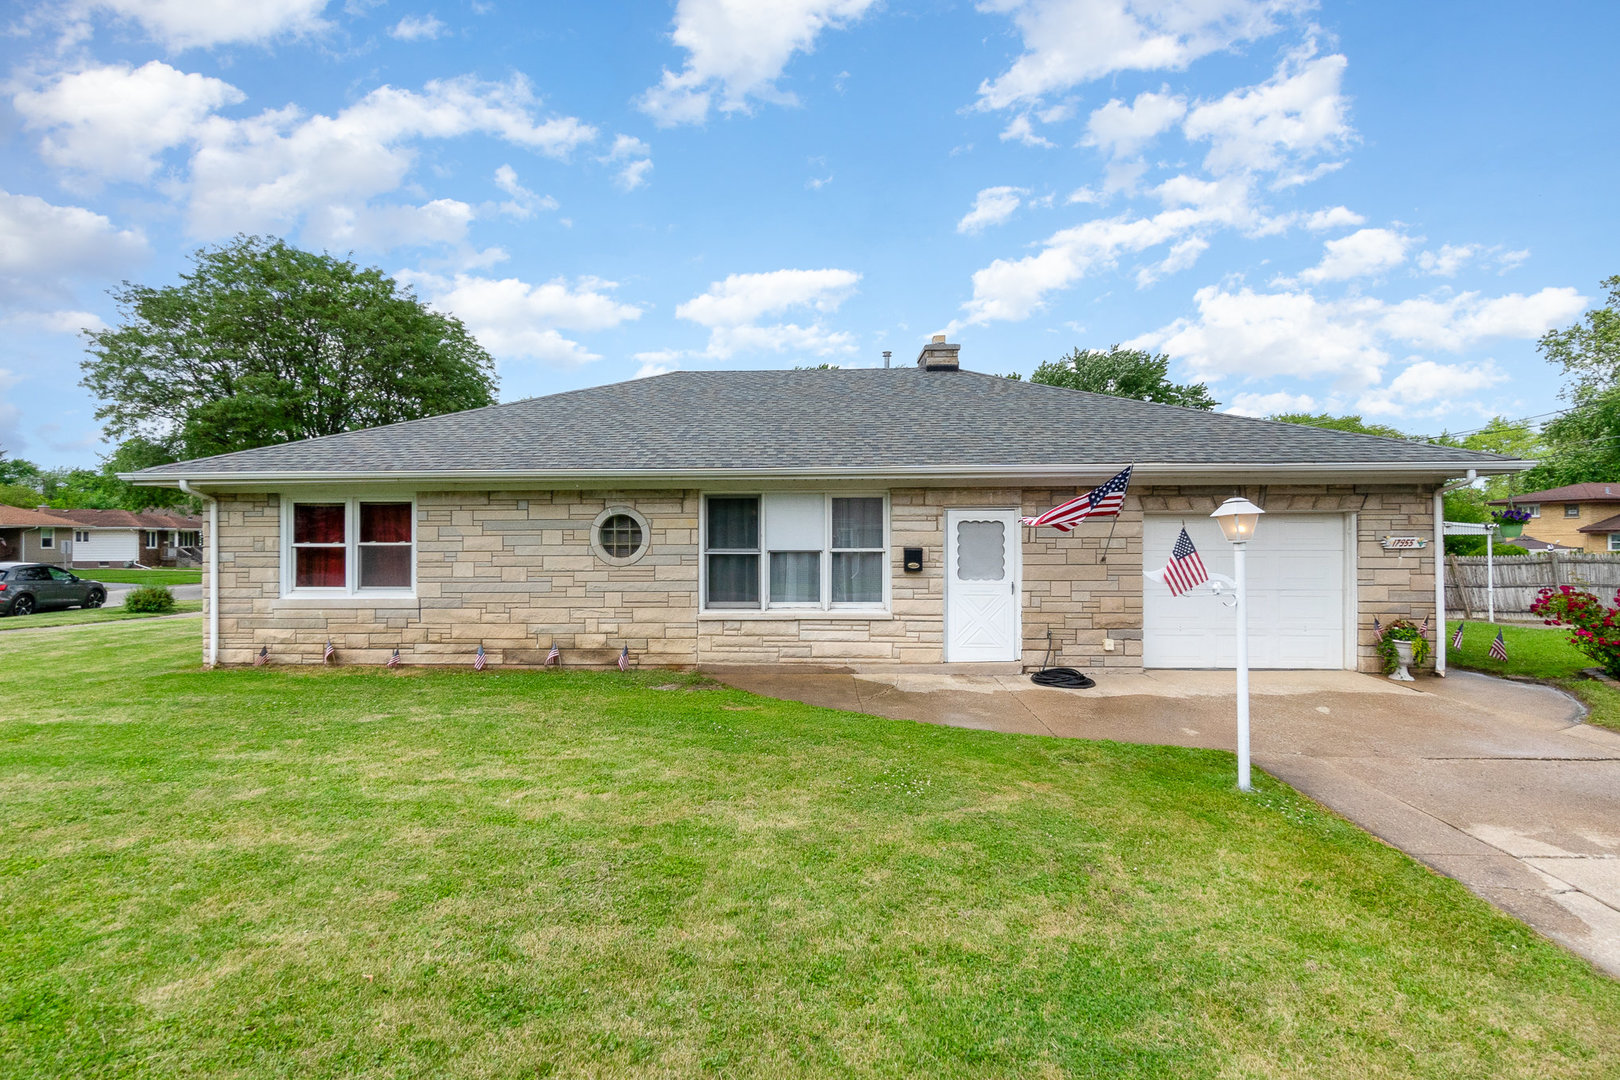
[1144,514,1347,669]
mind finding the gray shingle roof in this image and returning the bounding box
[128,368,1525,480]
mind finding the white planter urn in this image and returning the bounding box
[1389,639,1416,682]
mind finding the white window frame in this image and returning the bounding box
[1608,534,1620,553]
[699,492,890,615]
[39,528,53,549]
[1528,505,1540,518]
[73,530,91,544]
[178,531,200,547]
[144,530,159,547]
[1565,504,1581,518]
[279,495,417,598]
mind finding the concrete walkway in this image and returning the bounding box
[716,667,1620,977]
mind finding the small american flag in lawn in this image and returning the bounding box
[473,644,486,671]
[1161,527,1209,597]
[1021,465,1133,532]
[545,643,560,666]
[323,639,334,663]
[618,644,630,672]
[1489,630,1507,661]
[1452,622,1465,649]
[387,648,400,668]
[255,645,268,666]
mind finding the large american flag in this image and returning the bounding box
[1022,465,1133,532]
[1161,527,1209,596]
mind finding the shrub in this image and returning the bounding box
[123,586,176,614]
[1376,618,1431,674]
[1531,585,1620,677]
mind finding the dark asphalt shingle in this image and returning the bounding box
[129,368,1523,478]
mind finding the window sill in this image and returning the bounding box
[697,609,892,622]
[274,595,419,609]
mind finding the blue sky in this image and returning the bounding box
[3,0,1617,468]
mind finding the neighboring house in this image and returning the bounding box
[50,509,204,568]
[0,505,78,565]
[1488,484,1620,553]
[127,341,1527,672]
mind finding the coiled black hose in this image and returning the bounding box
[1030,630,1096,689]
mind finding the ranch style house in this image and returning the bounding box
[126,340,1528,674]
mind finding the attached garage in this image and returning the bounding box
[1143,513,1354,670]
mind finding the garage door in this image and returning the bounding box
[1143,513,1349,669]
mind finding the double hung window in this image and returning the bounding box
[286,498,414,594]
[703,494,886,611]
[40,528,53,549]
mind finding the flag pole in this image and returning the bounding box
[1099,512,1121,564]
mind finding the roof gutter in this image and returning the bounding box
[126,458,1536,488]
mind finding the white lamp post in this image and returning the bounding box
[1211,496,1266,792]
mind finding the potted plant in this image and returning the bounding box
[1377,618,1431,681]
[1492,505,1532,538]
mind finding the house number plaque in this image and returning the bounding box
[1380,535,1427,550]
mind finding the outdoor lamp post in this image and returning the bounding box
[1211,496,1266,792]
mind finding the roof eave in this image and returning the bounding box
[123,458,1535,490]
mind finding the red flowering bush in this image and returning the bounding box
[1530,585,1620,676]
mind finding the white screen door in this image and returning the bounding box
[945,509,1021,662]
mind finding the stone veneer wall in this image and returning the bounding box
[204,482,1436,673]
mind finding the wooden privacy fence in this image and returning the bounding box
[1445,552,1620,616]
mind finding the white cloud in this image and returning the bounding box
[975,0,1304,111]
[401,271,642,365]
[76,0,333,49]
[491,165,557,218]
[390,13,447,40]
[1416,243,1475,277]
[1135,235,1208,286]
[1082,89,1186,158]
[1133,283,1589,389]
[957,186,1027,233]
[184,75,595,247]
[2,309,109,335]
[600,134,653,191]
[1298,227,1411,283]
[1303,205,1364,231]
[675,268,860,359]
[954,174,1266,326]
[13,61,244,182]
[1182,50,1351,178]
[1000,114,1055,148]
[638,0,878,126]
[632,350,683,379]
[1355,360,1508,417]
[0,190,147,296]
[1223,390,1322,416]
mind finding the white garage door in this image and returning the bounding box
[1143,513,1349,669]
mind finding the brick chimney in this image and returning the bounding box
[916,334,960,371]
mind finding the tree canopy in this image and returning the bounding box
[1030,345,1218,409]
[1266,412,1409,439]
[82,236,498,463]
[1515,276,1620,491]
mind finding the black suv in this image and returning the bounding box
[0,563,107,616]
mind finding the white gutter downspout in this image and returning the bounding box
[180,480,217,667]
[1433,469,1478,678]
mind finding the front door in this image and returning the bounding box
[945,508,1021,662]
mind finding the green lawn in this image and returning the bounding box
[0,601,202,631]
[1447,621,1620,731]
[79,568,202,586]
[2,622,1617,1078]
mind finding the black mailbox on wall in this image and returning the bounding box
[903,547,924,573]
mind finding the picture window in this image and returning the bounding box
[285,498,414,594]
[703,493,887,611]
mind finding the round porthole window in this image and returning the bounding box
[591,507,650,565]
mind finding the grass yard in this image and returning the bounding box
[1447,621,1620,732]
[0,601,202,632]
[2,622,1617,1078]
[79,568,203,586]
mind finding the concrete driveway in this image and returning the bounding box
[716,666,1620,977]
[102,582,204,607]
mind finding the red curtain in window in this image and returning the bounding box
[295,547,345,588]
[361,503,412,543]
[294,504,345,544]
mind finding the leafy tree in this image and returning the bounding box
[1267,412,1410,439]
[1031,345,1217,409]
[1517,276,1620,490]
[82,236,498,462]
[0,483,44,508]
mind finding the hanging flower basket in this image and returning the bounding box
[1493,506,1532,538]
